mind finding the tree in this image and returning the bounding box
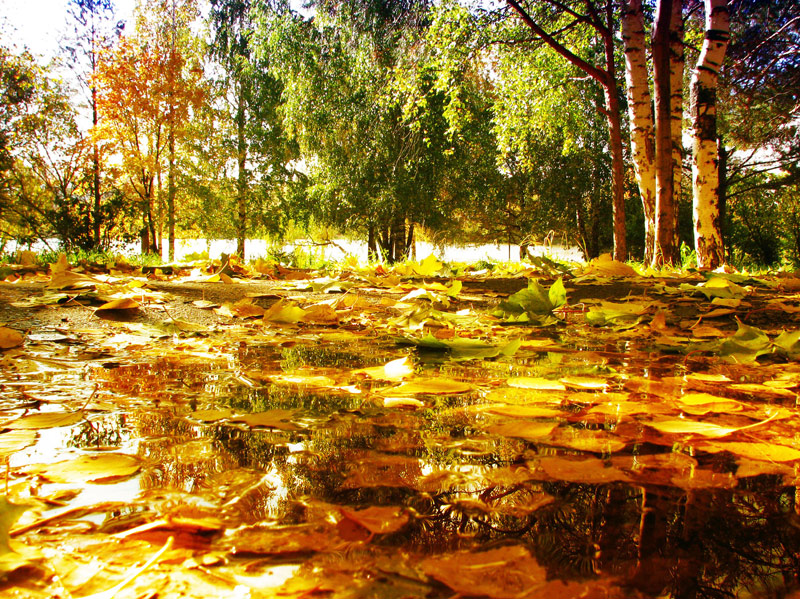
[503,0,627,261]
[209,0,301,259]
[94,0,204,257]
[261,2,484,262]
[690,0,730,269]
[61,0,122,248]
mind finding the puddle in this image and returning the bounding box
[5,331,800,598]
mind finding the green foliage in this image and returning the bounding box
[493,278,566,325]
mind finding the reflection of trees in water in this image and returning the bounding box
[68,414,129,449]
[87,357,800,597]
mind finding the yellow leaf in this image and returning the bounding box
[559,376,608,390]
[0,327,24,349]
[49,252,69,274]
[381,397,425,408]
[219,273,234,284]
[263,300,306,324]
[0,430,37,457]
[95,297,140,311]
[702,441,800,463]
[538,456,631,483]
[26,453,140,483]
[301,304,339,325]
[390,378,474,395]
[187,409,234,422]
[648,418,738,438]
[354,357,414,381]
[422,546,547,599]
[230,299,266,319]
[340,506,409,534]
[548,428,628,453]
[582,253,638,277]
[413,254,443,276]
[507,377,566,391]
[5,411,83,429]
[230,409,300,430]
[486,420,558,441]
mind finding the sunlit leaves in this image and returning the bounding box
[5,411,84,429]
[494,277,566,325]
[389,377,474,395]
[718,321,772,363]
[25,454,140,484]
[0,327,24,349]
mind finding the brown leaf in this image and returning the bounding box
[0,326,24,349]
[339,505,409,535]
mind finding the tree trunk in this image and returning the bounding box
[669,0,685,248]
[235,84,247,258]
[653,0,677,266]
[690,0,729,270]
[92,93,102,248]
[603,50,627,262]
[367,223,378,262]
[718,138,728,257]
[167,125,176,262]
[622,0,657,264]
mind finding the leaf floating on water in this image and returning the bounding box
[389,378,474,395]
[5,411,84,430]
[559,375,608,390]
[26,453,141,484]
[700,441,800,463]
[507,377,566,391]
[0,496,35,577]
[353,357,414,381]
[0,327,24,349]
[339,506,409,535]
[422,546,547,599]
[647,418,740,438]
[187,408,235,423]
[230,409,301,430]
[486,420,558,442]
[263,300,307,324]
[538,456,632,484]
[0,430,37,457]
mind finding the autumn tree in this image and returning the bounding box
[61,0,122,248]
[94,0,204,257]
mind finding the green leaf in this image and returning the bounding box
[494,278,566,325]
[719,321,772,363]
[774,330,800,360]
[395,334,521,359]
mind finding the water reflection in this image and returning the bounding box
[9,346,800,598]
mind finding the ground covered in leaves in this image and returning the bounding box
[2,253,800,598]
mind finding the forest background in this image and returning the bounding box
[0,0,797,271]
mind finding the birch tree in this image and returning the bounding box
[690,0,729,269]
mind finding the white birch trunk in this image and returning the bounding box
[669,0,684,249]
[622,0,657,264]
[690,0,729,269]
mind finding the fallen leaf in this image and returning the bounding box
[389,378,474,395]
[0,327,24,349]
[339,506,409,534]
[26,453,141,483]
[230,409,301,430]
[95,298,140,311]
[5,411,84,429]
[507,377,566,391]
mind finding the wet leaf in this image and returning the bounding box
[486,420,558,441]
[422,545,547,599]
[719,321,772,363]
[389,378,474,395]
[507,377,566,391]
[586,301,648,327]
[339,506,409,534]
[774,330,800,360]
[695,277,747,300]
[700,441,800,463]
[5,411,84,429]
[0,430,37,456]
[0,497,34,576]
[494,278,566,323]
[538,456,631,483]
[354,357,414,381]
[26,453,141,483]
[230,409,301,430]
[0,327,24,349]
[396,333,521,359]
[647,418,739,438]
